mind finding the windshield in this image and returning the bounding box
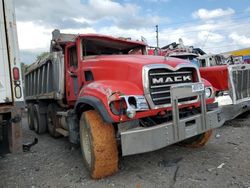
[170,55,198,61]
[171,55,199,67]
[81,37,146,58]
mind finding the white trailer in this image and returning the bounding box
[0,0,23,153]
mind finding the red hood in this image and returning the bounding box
[83,55,189,68]
[80,55,194,95]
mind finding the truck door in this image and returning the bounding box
[0,0,12,103]
[65,44,79,104]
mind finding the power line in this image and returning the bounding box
[160,21,250,37]
[201,30,211,48]
[152,11,250,49]
[163,18,250,33]
[159,11,250,28]
[184,44,249,53]
[202,44,247,50]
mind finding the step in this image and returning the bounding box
[55,128,69,137]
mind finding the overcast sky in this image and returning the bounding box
[15,0,250,64]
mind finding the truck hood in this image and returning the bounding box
[84,55,188,68]
[81,55,195,95]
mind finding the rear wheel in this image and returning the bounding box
[33,104,47,134]
[178,130,213,148]
[47,104,61,137]
[27,104,34,130]
[79,110,118,179]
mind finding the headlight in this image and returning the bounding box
[205,88,212,98]
[127,96,149,111]
[109,98,127,115]
[109,95,149,118]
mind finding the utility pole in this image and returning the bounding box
[156,25,159,48]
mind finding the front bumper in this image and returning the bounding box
[120,83,225,156]
[121,108,224,156]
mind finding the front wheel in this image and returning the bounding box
[79,110,118,179]
[178,130,213,148]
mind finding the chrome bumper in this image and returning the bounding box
[121,83,225,156]
[121,108,224,156]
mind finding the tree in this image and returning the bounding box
[36,52,50,61]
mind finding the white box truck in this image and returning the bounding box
[0,0,23,153]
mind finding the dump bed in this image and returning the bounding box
[25,52,65,101]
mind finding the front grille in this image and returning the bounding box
[231,67,250,101]
[148,68,196,105]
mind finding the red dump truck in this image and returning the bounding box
[0,0,23,154]
[25,30,225,178]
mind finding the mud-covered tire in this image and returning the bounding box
[33,104,47,134]
[79,110,118,179]
[47,104,61,137]
[27,104,34,130]
[178,130,213,148]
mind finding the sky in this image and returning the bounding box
[15,0,250,64]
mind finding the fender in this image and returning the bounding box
[202,78,214,88]
[75,80,144,123]
[75,96,114,123]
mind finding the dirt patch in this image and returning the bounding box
[0,115,250,188]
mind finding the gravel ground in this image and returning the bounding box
[0,114,250,188]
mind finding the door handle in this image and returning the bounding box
[69,71,77,77]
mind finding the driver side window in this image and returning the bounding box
[69,46,78,68]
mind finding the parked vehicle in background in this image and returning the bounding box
[25,29,225,179]
[152,39,250,118]
[222,47,250,64]
[0,0,23,154]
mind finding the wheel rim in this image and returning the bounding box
[81,123,92,168]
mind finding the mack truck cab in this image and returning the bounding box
[25,30,224,179]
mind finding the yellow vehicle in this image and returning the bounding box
[223,48,250,63]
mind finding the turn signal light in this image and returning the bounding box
[13,67,20,81]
